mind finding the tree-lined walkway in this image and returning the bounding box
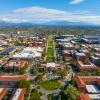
[46,35,54,62]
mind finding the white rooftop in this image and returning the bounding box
[22,47,43,53]
[12,52,33,59]
[47,63,56,67]
[12,89,22,100]
[0,88,4,93]
[64,44,73,47]
[89,94,100,99]
[76,53,86,56]
[86,85,100,93]
[12,47,43,59]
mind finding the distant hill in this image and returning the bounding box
[42,21,93,26]
[0,20,97,26]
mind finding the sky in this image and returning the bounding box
[0,0,100,24]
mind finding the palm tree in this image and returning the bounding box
[64,85,79,100]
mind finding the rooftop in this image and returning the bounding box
[12,89,22,100]
[12,52,33,59]
[0,88,3,93]
[2,47,16,54]
[86,85,100,93]
[74,76,100,88]
[0,74,28,81]
[77,94,90,100]
[77,61,98,69]
[10,88,26,100]
[76,53,86,56]
[89,94,100,99]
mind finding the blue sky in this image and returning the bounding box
[0,0,100,24]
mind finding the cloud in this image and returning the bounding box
[0,6,100,25]
[70,0,85,4]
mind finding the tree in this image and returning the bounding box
[78,71,91,76]
[20,68,26,75]
[64,86,79,100]
[70,78,76,87]
[65,65,70,70]
[71,58,76,65]
[35,74,43,83]
[31,66,39,75]
[54,69,67,79]
[16,80,30,89]
[91,69,100,76]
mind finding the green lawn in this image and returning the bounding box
[46,57,54,62]
[47,48,54,57]
[48,43,53,47]
[48,41,53,47]
[47,94,54,100]
[40,80,61,90]
[30,89,40,100]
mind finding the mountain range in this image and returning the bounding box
[0,20,96,26]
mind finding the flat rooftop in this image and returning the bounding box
[12,52,33,59]
[2,47,16,54]
[61,35,74,37]
[89,94,100,99]
[0,88,3,93]
[12,89,22,100]
[76,53,86,56]
[86,85,100,93]
[79,49,89,53]
[64,44,73,47]
[22,47,43,53]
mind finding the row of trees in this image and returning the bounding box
[78,69,100,76]
[20,63,28,74]
[54,69,68,79]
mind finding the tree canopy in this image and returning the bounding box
[16,80,30,89]
[64,85,79,100]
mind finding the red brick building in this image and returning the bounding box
[75,53,86,61]
[10,88,26,100]
[3,60,28,71]
[74,76,100,92]
[62,50,72,61]
[77,94,90,100]
[76,61,98,72]
[0,88,8,100]
[39,63,63,71]
[0,74,29,87]
[32,41,43,47]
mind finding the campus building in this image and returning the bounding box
[39,63,63,71]
[3,60,28,71]
[76,61,98,72]
[0,74,29,87]
[62,50,72,61]
[75,76,100,100]
[0,88,8,100]
[1,47,16,55]
[75,53,86,61]
[10,88,26,100]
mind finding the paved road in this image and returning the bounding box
[53,40,57,62]
[26,63,36,80]
[40,86,60,100]
[44,40,48,61]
